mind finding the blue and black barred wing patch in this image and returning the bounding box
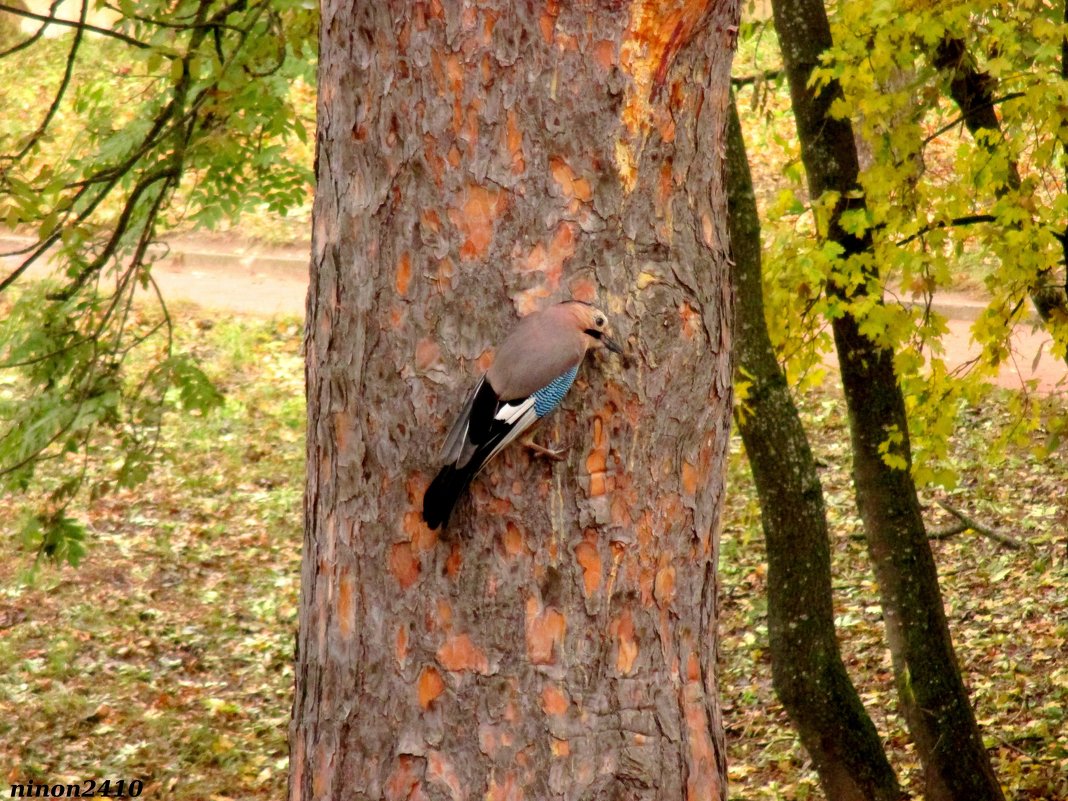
[532,365,580,418]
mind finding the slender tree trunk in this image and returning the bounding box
[726,97,902,801]
[770,2,1006,800]
[931,37,1068,364]
[289,2,739,799]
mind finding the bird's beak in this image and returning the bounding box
[602,334,623,354]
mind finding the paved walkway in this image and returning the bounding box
[2,234,1065,393]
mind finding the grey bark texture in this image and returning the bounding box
[770,1,1007,800]
[290,2,739,800]
[726,97,903,801]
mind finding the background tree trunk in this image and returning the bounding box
[770,1,1006,800]
[931,37,1068,365]
[290,2,739,799]
[726,96,902,801]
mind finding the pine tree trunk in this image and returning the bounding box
[726,97,903,801]
[770,1,1006,800]
[289,2,739,799]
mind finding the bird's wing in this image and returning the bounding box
[440,375,485,463]
[456,396,539,472]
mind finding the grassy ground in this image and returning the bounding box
[1,308,1065,800]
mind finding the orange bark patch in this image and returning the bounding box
[311,730,331,798]
[478,722,514,758]
[539,0,558,43]
[686,650,701,682]
[436,599,453,631]
[681,459,699,495]
[481,9,498,42]
[337,568,355,639]
[389,542,420,590]
[503,522,524,557]
[427,750,463,801]
[485,771,522,801]
[654,565,676,608]
[401,510,425,546]
[611,607,638,674]
[437,633,490,674]
[421,209,441,232]
[505,109,525,174]
[541,684,570,716]
[568,277,598,302]
[658,160,674,211]
[593,39,616,70]
[396,625,410,667]
[679,301,700,339]
[445,542,463,578]
[588,471,607,498]
[585,414,609,497]
[449,184,505,261]
[410,517,438,552]
[435,257,454,291]
[332,411,352,458]
[418,666,446,709]
[574,537,602,598]
[385,755,424,801]
[395,251,412,295]
[525,598,566,665]
[549,156,592,202]
[515,223,575,314]
[445,53,463,92]
[423,133,445,186]
[521,222,575,274]
[683,680,722,801]
[550,737,570,757]
[616,0,713,192]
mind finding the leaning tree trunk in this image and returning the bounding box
[290,2,739,800]
[726,97,902,801]
[770,1,1006,800]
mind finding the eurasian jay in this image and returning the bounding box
[422,300,623,529]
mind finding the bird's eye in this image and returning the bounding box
[595,316,605,327]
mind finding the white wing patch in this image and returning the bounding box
[495,397,535,425]
[478,403,539,474]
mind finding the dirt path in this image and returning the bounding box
[3,234,1065,393]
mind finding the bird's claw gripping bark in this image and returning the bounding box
[521,434,569,462]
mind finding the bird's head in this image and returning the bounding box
[560,300,623,354]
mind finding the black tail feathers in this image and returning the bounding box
[422,463,476,530]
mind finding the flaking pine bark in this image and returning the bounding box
[290,2,739,801]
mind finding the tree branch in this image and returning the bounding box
[895,214,997,247]
[933,501,1029,550]
[0,0,62,58]
[8,0,86,163]
[0,2,151,48]
[922,92,1027,145]
[732,68,783,87]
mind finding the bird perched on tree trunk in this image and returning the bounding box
[422,300,623,529]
